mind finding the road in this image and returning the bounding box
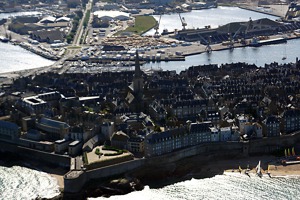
[73,0,93,46]
[56,0,94,74]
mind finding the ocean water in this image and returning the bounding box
[142,39,299,73]
[89,174,300,200]
[0,6,279,74]
[144,6,278,36]
[0,11,54,74]
[0,42,54,73]
[0,165,60,200]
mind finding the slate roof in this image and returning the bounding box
[39,117,70,129]
[189,121,212,133]
[31,29,64,42]
[0,120,19,130]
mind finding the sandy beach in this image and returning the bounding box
[215,155,300,177]
[50,173,65,190]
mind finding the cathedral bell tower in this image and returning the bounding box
[133,51,144,94]
[125,51,144,112]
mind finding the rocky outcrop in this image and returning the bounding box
[84,177,144,198]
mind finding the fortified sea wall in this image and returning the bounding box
[0,141,70,168]
[64,159,145,193]
[64,132,300,193]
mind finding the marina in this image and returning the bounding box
[1,6,299,75]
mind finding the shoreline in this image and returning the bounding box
[0,152,67,191]
[67,154,300,199]
[2,149,300,199]
[1,32,300,83]
[0,4,296,79]
[128,154,300,189]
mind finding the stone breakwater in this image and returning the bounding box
[18,42,62,60]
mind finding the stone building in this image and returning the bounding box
[125,51,144,113]
[263,115,280,137]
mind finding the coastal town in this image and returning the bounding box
[2,0,300,198]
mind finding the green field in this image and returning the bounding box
[121,16,157,35]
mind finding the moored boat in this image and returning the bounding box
[249,37,287,47]
[256,160,262,178]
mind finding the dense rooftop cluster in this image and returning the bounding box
[1,57,300,160]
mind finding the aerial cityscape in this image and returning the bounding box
[1,0,300,199]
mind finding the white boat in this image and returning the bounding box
[256,160,262,178]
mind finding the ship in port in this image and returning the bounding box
[249,37,287,47]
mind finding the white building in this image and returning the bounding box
[93,11,130,21]
[39,16,56,24]
[237,115,249,134]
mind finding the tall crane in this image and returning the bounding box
[154,15,162,38]
[228,26,243,49]
[178,13,187,30]
[199,34,212,53]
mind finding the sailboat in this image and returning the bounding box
[285,149,287,157]
[267,165,271,177]
[292,147,296,156]
[244,164,250,177]
[282,44,287,60]
[256,160,262,178]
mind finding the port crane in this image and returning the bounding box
[198,34,212,53]
[178,13,187,30]
[154,15,162,38]
[228,26,243,49]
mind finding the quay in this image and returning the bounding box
[238,5,284,18]
[68,33,300,64]
[19,42,62,61]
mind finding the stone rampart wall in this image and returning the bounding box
[0,141,70,167]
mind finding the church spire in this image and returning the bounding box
[135,50,141,78]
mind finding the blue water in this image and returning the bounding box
[142,40,297,73]
[142,6,297,73]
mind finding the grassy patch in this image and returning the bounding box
[95,148,103,156]
[102,145,126,156]
[121,16,157,35]
[83,9,91,28]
